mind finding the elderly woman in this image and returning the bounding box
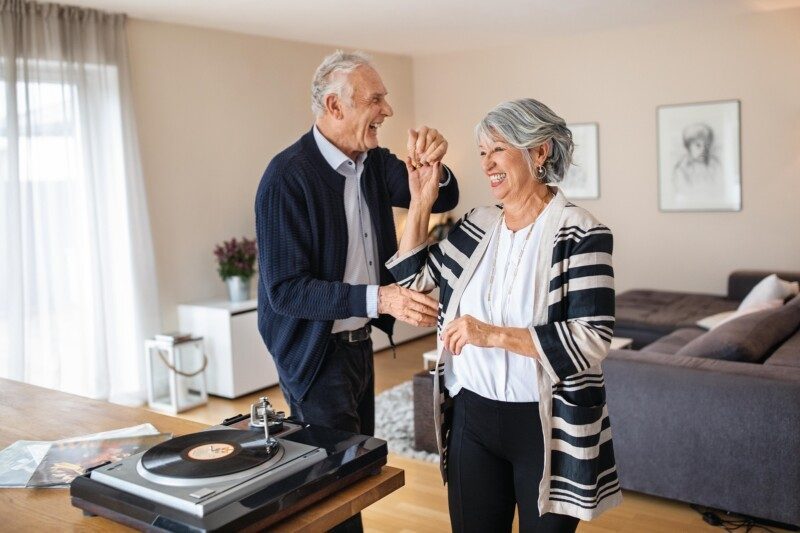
[388,99,622,532]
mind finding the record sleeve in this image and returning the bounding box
[27,433,171,487]
[0,441,51,487]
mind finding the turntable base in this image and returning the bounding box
[1,379,404,533]
[70,419,389,531]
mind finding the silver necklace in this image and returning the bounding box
[486,193,553,326]
[486,215,536,326]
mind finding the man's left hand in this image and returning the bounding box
[442,315,497,356]
[407,126,448,168]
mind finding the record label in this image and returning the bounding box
[186,443,235,461]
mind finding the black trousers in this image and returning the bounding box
[280,335,374,533]
[447,388,579,533]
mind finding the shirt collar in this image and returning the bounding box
[312,125,367,172]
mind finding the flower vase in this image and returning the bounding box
[226,276,251,303]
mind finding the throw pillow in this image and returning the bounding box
[678,294,800,362]
[738,274,799,310]
[696,299,783,330]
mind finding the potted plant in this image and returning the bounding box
[213,237,257,302]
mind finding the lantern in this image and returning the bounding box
[145,334,208,413]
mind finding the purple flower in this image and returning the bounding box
[214,236,258,280]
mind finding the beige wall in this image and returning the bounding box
[413,9,800,295]
[128,10,800,330]
[126,20,414,329]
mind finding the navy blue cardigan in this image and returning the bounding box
[255,128,459,402]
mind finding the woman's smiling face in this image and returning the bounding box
[478,137,535,202]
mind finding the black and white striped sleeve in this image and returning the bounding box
[385,240,442,292]
[530,225,615,383]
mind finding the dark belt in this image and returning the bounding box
[332,325,371,343]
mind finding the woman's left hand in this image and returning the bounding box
[442,315,497,355]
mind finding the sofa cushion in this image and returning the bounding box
[676,295,800,362]
[696,299,783,330]
[738,274,799,310]
[764,329,800,370]
[616,290,737,332]
[729,270,800,302]
[641,328,706,355]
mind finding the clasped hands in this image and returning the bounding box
[407,125,448,169]
[376,126,450,328]
[405,126,447,209]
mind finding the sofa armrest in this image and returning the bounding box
[728,269,800,301]
[604,349,800,526]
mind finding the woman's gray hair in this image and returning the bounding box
[475,98,573,184]
[311,50,373,117]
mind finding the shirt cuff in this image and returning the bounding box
[438,165,452,188]
[366,285,380,318]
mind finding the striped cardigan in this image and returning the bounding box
[386,189,622,521]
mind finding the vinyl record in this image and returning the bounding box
[141,430,278,479]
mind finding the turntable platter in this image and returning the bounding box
[141,430,279,479]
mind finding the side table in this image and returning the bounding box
[610,336,634,350]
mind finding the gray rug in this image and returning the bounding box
[374,381,439,463]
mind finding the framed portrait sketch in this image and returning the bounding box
[658,100,741,211]
[560,123,599,200]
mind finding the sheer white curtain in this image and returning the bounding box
[0,0,160,404]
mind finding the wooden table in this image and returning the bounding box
[0,378,404,532]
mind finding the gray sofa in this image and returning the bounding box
[606,270,800,527]
[615,270,800,348]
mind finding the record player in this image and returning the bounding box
[70,397,388,532]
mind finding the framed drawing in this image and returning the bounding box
[657,100,741,211]
[561,123,599,200]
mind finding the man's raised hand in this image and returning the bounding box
[407,126,448,168]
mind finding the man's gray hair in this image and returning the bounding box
[475,98,573,184]
[311,50,373,117]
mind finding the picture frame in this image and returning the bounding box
[657,99,741,212]
[561,122,599,200]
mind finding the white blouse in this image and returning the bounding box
[446,203,551,402]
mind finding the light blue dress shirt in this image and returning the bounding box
[313,126,380,333]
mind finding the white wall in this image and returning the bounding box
[126,20,414,329]
[412,9,800,294]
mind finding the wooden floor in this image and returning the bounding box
[177,334,778,533]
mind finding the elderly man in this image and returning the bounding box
[255,48,458,485]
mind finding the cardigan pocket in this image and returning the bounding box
[551,393,606,438]
[551,372,606,408]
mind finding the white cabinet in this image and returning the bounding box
[178,298,433,398]
[178,299,279,399]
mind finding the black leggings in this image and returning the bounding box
[447,388,579,533]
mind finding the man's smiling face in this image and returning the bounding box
[337,65,394,159]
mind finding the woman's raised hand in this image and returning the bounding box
[405,157,440,209]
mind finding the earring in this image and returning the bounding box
[536,165,545,178]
